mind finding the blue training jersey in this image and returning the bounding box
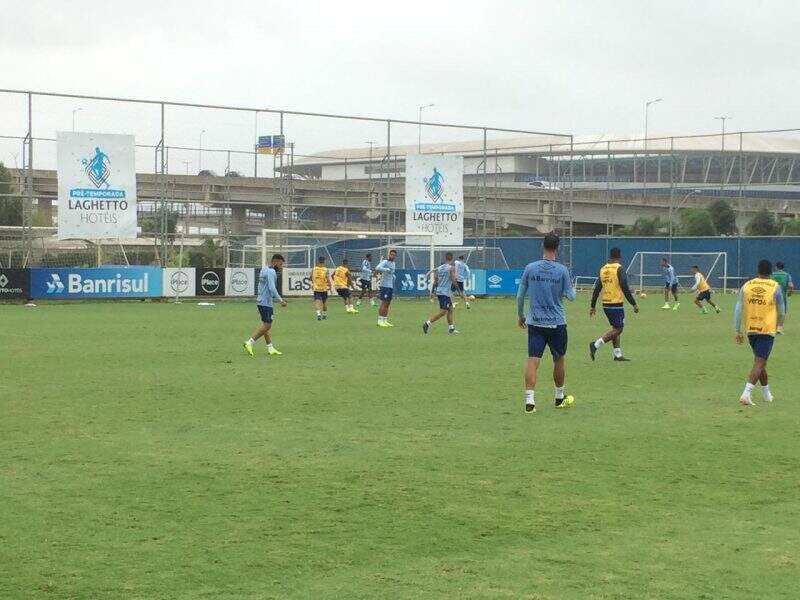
[360,259,372,281]
[435,263,454,296]
[257,267,282,307]
[516,259,576,327]
[375,258,396,289]
[664,264,677,285]
[454,259,471,283]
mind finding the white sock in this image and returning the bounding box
[525,390,535,405]
[322,311,327,317]
[594,338,605,349]
[316,310,321,316]
[425,320,431,326]
[379,316,385,322]
[554,386,565,400]
[613,347,623,358]
[246,338,255,345]
[742,382,754,398]
[448,324,455,330]
[762,384,772,398]
[267,343,273,350]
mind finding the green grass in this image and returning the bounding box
[1,294,799,599]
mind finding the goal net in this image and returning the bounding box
[626,252,728,293]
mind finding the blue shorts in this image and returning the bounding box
[257,305,274,323]
[313,291,328,301]
[696,290,711,302]
[665,283,678,293]
[603,306,625,329]
[748,334,774,359]
[379,287,393,302]
[437,294,452,310]
[528,324,568,359]
[359,279,371,291]
[336,288,351,298]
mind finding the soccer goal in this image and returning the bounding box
[626,252,728,293]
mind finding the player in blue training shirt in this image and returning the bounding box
[356,253,377,308]
[516,233,576,413]
[374,249,397,327]
[422,252,459,335]
[660,257,680,310]
[243,253,287,357]
[453,255,472,309]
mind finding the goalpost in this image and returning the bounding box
[626,252,728,293]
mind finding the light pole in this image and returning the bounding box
[418,103,434,153]
[182,160,191,175]
[714,116,732,192]
[670,188,702,240]
[72,108,83,132]
[199,129,206,171]
[365,140,375,181]
[643,98,662,194]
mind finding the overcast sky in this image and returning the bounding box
[2,0,799,173]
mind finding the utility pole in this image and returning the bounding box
[643,98,662,195]
[418,103,434,153]
[714,116,732,192]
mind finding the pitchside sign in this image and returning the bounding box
[56,132,138,240]
[405,154,464,246]
[30,267,161,299]
[196,269,225,296]
[0,268,29,299]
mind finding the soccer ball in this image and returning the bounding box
[467,295,476,301]
[640,292,647,299]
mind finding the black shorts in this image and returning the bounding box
[379,287,393,302]
[603,306,624,329]
[359,279,371,291]
[437,294,452,310]
[665,283,678,293]
[336,288,351,298]
[748,334,774,359]
[528,324,568,359]
[696,290,711,302]
[313,291,328,301]
[257,305,274,323]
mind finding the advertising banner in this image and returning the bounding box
[485,269,523,295]
[56,132,137,240]
[225,267,257,296]
[196,268,225,296]
[281,267,313,296]
[0,268,30,299]
[396,269,487,296]
[405,154,464,245]
[162,268,196,298]
[30,267,161,299]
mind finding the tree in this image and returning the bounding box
[0,162,22,226]
[745,209,780,236]
[188,239,225,268]
[616,216,668,237]
[781,219,800,236]
[679,208,716,236]
[706,199,737,235]
[139,207,178,235]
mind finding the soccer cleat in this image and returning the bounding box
[672,302,680,310]
[661,303,671,310]
[466,302,471,309]
[356,299,362,306]
[377,321,389,328]
[384,320,394,327]
[763,394,773,403]
[316,314,323,321]
[588,341,597,361]
[715,307,721,314]
[422,321,429,334]
[555,395,575,408]
[243,342,254,357]
[613,356,631,362]
[448,328,460,335]
[322,314,327,320]
[267,347,283,356]
[739,396,754,406]
[525,402,536,413]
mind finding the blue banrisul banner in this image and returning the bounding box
[30,267,162,299]
[395,269,488,296]
[485,269,523,295]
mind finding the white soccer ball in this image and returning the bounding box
[640,292,648,299]
[467,295,476,301]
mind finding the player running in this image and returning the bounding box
[517,233,576,413]
[453,255,472,309]
[734,259,785,406]
[660,257,680,310]
[243,253,287,357]
[589,247,639,362]
[422,252,459,335]
[691,265,720,314]
[356,253,377,307]
[333,259,358,314]
[374,249,397,327]
[771,261,794,333]
[311,256,333,321]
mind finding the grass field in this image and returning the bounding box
[1,294,799,599]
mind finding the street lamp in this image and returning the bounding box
[364,140,375,181]
[72,108,83,132]
[643,98,662,193]
[418,103,434,153]
[714,116,732,192]
[669,188,703,240]
[199,129,206,171]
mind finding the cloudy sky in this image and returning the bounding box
[1,0,798,173]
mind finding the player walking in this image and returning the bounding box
[517,233,576,412]
[734,259,785,405]
[374,249,397,327]
[333,259,358,314]
[311,256,333,321]
[453,255,472,309]
[771,261,794,333]
[589,247,639,362]
[691,265,720,314]
[422,252,459,335]
[356,253,376,308]
[243,254,287,357]
[660,257,680,310]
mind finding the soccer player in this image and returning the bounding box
[332,259,358,314]
[243,253,287,357]
[589,247,639,362]
[517,233,576,413]
[374,249,397,327]
[422,252,459,335]
[453,255,472,309]
[691,265,720,314]
[311,256,333,321]
[734,259,785,406]
[660,257,680,310]
[356,253,376,307]
[771,261,794,333]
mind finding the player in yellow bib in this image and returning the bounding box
[332,259,358,314]
[589,247,639,362]
[734,260,785,406]
[311,256,333,321]
[690,265,720,314]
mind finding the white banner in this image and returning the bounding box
[405,154,463,245]
[162,268,196,297]
[225,268,256,296]
[281,267,313,297]
[57,132,137,240]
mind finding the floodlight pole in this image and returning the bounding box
[643,98,662,196]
